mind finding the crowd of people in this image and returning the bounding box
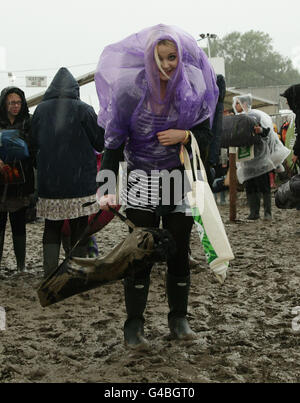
[0,23,299,350]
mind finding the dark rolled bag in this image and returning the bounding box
[275,174,300,209]
[0,129,29,162]
[37,213,176,307]
[221,114,262,148]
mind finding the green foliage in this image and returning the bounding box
[209,30,300,88]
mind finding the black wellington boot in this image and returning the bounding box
[123,276,150,350]
[167,273,196,340]
[247,193,260,220]
[43,243,61,279]
[12,235,26,272]
[262,192,272,221]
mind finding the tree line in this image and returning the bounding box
[208,31,300,88]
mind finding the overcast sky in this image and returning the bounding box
[0,0,299,108]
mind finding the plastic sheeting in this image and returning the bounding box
[232,94,291,183]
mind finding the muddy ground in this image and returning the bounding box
[1,192,300,383]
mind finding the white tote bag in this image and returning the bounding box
[182,133,235,284]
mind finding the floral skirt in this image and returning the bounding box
[37,194,99,221]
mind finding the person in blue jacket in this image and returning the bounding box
[31,67,104,278]
[0,86,35,272]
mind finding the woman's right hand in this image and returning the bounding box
[96,192,117,211]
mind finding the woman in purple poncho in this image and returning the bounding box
[95,24,219,349]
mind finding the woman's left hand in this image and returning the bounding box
[157,129,186,146]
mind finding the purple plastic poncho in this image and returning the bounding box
[95,24,219,172]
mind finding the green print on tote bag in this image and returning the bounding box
[192,207,218,264]
[182,133,234,284]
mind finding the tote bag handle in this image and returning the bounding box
[181,133,207,184]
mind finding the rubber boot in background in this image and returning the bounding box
[262,192,272,221]
[247,192,260,220]
[43,243,61,279]
[12,235,26,272]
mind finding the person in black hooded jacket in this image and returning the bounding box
[281,84,300,163]
[31,67,105,278]
[0,86,35,272]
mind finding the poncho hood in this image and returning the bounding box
[232,94,252,114]
[95,24,219,171]
[95,24,219,136]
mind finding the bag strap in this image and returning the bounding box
[190,133,208,181]
[83,199,137,230]
[181,132,208,185]
[108,206,136,230]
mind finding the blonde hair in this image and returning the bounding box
[154,40,177,80]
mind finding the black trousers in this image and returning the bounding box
[0,208,26,237]
[126,209,194,279]
[43,216,88,249]
[244,172,271,195]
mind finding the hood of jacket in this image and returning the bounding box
[281,84,300,113]
[0,86,30,123]
[43,67,80,101]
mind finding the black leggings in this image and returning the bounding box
[126,209,194,279]
[0,208,26,237]
[43,216,88,248]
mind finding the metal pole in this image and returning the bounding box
[207,37,211,59]
[229,147,237,222]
